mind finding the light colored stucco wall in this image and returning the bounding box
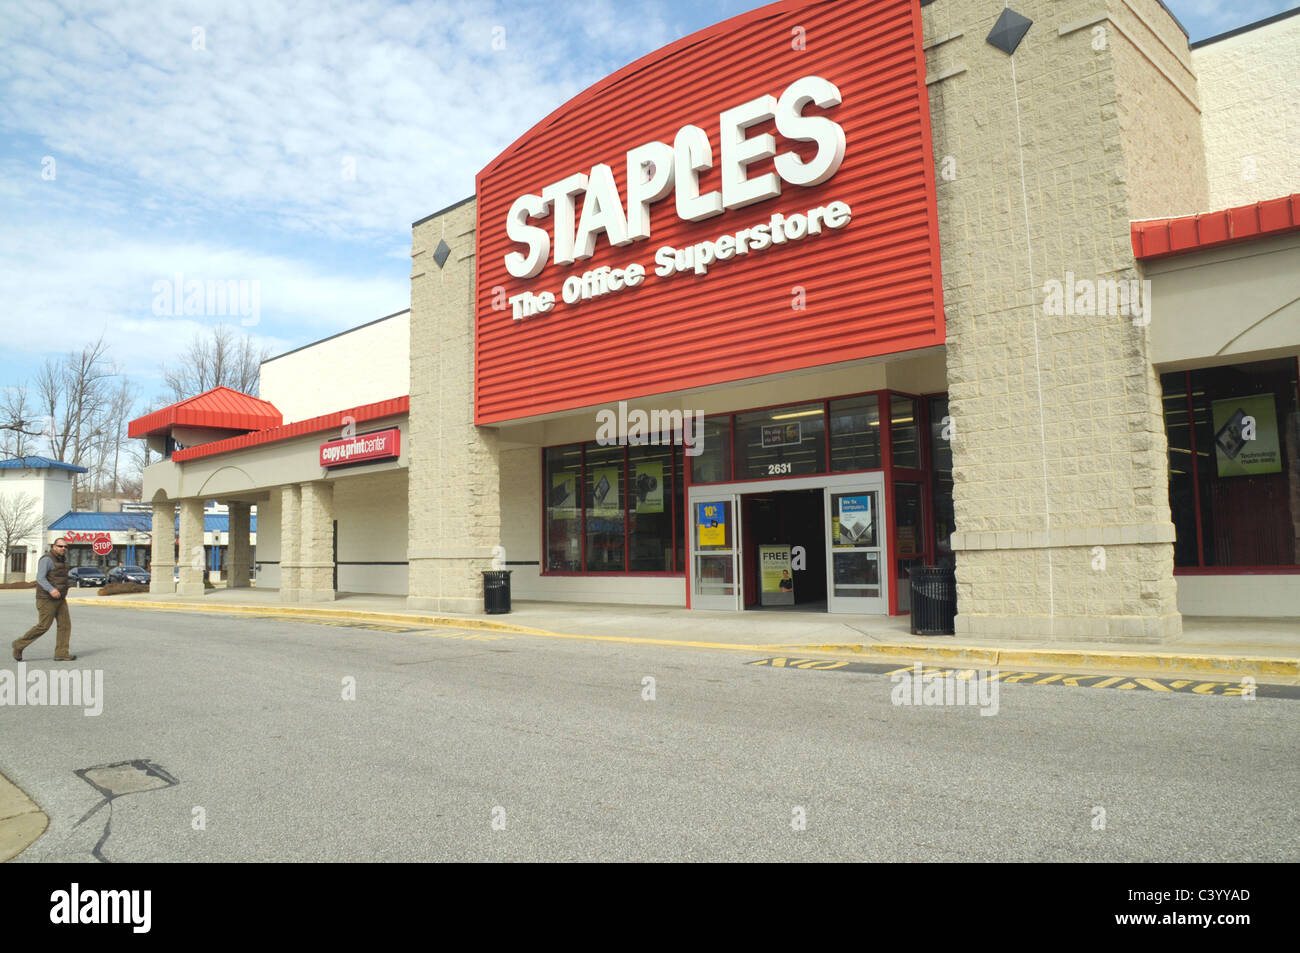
[1193,13,1300,209]
[1146,231,1300,369]
[334,469,408,595]
[259,311,411,424]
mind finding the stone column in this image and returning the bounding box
[299,481,336,602]
[149,499,176,595]
[921,0,1197,643]
[408,198,503,613]
[280,484,301,602]
[226,502,252,589]
[176,499,206,597]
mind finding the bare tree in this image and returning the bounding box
[33,336,116,506]
[161,325,271,402]
[1,385,42,458]
[0,492,43,579]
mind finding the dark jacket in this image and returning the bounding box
[36,549,70,597]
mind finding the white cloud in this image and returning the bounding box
[0,0,686,238]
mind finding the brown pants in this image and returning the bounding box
[14,592,72,658]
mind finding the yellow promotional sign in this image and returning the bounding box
[697,502,726,547]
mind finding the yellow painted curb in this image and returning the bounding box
[70,597,1300,680]
[0,773,48,863]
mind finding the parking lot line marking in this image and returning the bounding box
[742,659,1300,699]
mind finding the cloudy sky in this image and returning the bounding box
[1,0,1295,410]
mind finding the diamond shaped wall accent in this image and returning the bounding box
[433,239,452,269]
[987,8,1032,55]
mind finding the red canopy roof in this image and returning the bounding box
[1131,193,1300,261]
[128,387,283,438]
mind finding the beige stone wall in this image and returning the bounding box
[1108,0,1208,219]
[922,0,1182,642]
[408,199,503,613]
[177,498,205,597]
[149,496,176,595]
[1193,13,1300,208]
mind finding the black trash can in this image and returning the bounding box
[909,566,956,635]
[483,570,512,614]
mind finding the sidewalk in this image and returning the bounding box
[65,588,1300,682]
[0,773,47,862]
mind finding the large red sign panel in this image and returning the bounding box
[473,0,943,425]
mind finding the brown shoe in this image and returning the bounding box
[53,655,78,662]
[11,645,20,662]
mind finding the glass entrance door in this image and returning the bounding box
[690,496,740,610]
[826,481,888,614]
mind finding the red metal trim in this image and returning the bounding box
[580,446,587,573]
[1131,193,1300,261]
[1183,370,1205,567]
[170,396,408,462]
[881,392,897,616]
[684,433,693,609]
[623,443,630,572]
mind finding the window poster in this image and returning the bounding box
[762,422,802,448]
[590,466,622,515]
[1212,395,1281,477]
[549,472,577,513]
[697,502,727,547]
[632,462,664,514]
[835,494,874,547]
[760,545,794,606]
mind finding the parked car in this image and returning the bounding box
[68,566,109,588]
[108,565,151,585]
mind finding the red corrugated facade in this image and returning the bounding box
[473,0,944,425]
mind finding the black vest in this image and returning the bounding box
[44,550,70,594]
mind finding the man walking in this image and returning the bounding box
[12,537,77,662]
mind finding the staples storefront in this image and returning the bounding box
[141,0,1300,640]
[442,0,946,616]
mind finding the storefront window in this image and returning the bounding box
[584,444,626,572]
[890,395,920,469]
[544,440,687,575]
[1160,359,1300,567]
[734,403,826,479]
[1160,375,1200,567]
[689,416,732,484]
[628,443,675,571]
[9,548,26,574]
[829,395,881,471]
[928,395,954,564]
[544,445,582,572]
[894,481,924,610]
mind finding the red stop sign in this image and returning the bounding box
[92,538,113,556]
